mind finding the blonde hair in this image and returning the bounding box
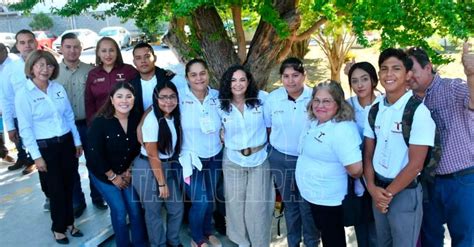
[307,80,354,122]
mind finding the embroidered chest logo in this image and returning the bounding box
[314,131,325,143]
[33,97,45,103]
[56,91,64,99]
[94,77,105,83]
[391,121,403,133]
[273,110,284,115]
[253,105,262,114]
[116,73,126,81]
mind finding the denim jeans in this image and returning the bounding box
[90,173,147,247]
[183,151,223,243]
[421,170,474,247]
[72,121,103,208]
[268,147,320,247]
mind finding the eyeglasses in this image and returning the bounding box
[34,63,55,70]
[313,98,335,107]
[157,94,177,101]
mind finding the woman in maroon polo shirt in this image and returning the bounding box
[85,37,138,124]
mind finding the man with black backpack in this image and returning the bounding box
[407,43,474,247]
[363,48,436,247]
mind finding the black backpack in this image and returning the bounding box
[367,96,441,200]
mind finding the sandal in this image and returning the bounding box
[52,231,69,244]
[68,226,84,237]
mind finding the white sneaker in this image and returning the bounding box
[207,235,222,247]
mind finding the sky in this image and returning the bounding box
[0,0,112,13]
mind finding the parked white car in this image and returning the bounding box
[98,26,131,48]
[53,29,99,53]
[0,32,16,52]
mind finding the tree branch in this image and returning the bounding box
[295,17,327,41]
[231,5,247,64]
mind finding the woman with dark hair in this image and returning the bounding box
[85,37,138,124]
[15,50,83,244]
[346,62,382,247]
[132,80,184,247]
[178,58,223,247]
[218,65,274,247]
[87,82,147,247]
[263,57,319,247]
[296,80,363,247]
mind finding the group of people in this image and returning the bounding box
[0,27,472,247]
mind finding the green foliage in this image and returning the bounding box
[28,12,53,30]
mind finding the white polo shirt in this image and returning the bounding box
[219,91,268,167]
[347,95,384,138]
[1,58,27,131]
[363,91,436,179]
[179,86,222,158]
[141,111,177,159]
[264,86,312,156]
[15,80,82,160]
[296,120,362,206]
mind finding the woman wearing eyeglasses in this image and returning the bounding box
[296,80,363,247]
[15,50,83,244]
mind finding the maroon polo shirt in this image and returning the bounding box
[85,63,138,123]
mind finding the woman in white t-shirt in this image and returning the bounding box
[132,80,184,247]
[218,65,274,247]
[296,80,363,247]
[346,62,382,247]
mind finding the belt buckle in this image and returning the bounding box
[241,147,251,157]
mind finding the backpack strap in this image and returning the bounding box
[368,102,380,138]
[401,96,423,147]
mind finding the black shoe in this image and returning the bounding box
[93,201,108,210]
[7,160,24,171]
[68,226,84,237]
[73,204,86,218]
[52,231,69,245]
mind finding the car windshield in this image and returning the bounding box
[99,30,117,36]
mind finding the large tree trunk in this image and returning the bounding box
[245,0,300,89]
[162,17,193,64]
[231,5,247,63]
[191,6,240,86]
[289,38,311,59]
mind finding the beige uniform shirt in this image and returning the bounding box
[56,61,93,121]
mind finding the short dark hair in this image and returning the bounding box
[61,32,79,45]
[185,58,209,78]
[378,48,413,70]
[95,37,124,66]
[406,47,435,73]
[24,50,59,80]
[348,61,378,89]
[218,64,261,112]
[132,42,155,58]
[279,57,305,75]
[15,29,35,41]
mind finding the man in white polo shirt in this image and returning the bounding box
[363,48,436,247]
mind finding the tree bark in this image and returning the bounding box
[289,38,311,59]
[191,6,240,86]
[245,0,300,89]
[231,5,247,63]
[163,17,193,64]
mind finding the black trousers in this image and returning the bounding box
[37,132,78,232]
[309,203,346,247]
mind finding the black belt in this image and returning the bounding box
[374,173,419,189]
[139,153,176,163]
[436,167,474,179]
[37,132,72,147]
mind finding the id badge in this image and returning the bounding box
[200,115,216,134]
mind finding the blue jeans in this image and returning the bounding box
[268,147,320,247]
[90,173,147,247]
[421,169,474,247]
[72,121,103,208]
[183,151,223,243]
